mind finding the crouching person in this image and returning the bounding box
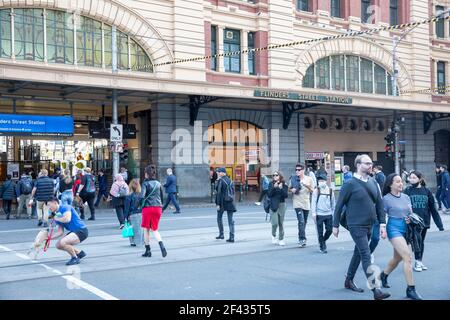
[47,197,88,266]
[311,174,335,253]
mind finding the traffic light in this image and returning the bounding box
[120,145,129,163]
[384,132,395,158]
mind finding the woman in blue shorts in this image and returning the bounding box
[378,173,422,300]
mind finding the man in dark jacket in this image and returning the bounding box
[333,154,390,300]
[215,167,236,243]
[29,169,55,227]
[439,164,450,214]
[162,168,181,214]
[435,165,443,211]
[94,169,108,208]
[0,175,16,220]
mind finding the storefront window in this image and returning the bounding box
[0,8,153,72]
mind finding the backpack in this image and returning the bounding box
[118,184,128,197]
[316,186,333,208]
[223,179,235,202]
[85,174,96,193]
[21,178,33,195]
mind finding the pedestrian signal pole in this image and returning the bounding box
[112,26,119,177]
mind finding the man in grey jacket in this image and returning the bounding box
[333,154,390,300]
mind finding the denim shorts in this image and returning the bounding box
[387,217,407,240]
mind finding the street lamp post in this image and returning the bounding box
[391,9,450,174]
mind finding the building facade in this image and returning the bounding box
[0,0,449,197]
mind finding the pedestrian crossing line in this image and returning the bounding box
[0,244,119,300]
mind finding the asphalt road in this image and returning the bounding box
[1,205,449,300]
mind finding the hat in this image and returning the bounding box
[317,174,327,181]
[216,167,226,174]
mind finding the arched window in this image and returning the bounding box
[0,8,153,72]
[303,55,393,95]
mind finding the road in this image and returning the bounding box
[1,204,449,300]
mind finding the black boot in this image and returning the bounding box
[344,278,364,293]
[6,213,10,220]
[159,241,167,258]
[380,271,390,288]
[406,285,423,300]
[142,245,151,257]
[373,288,391,300]
[215,234,224,240]
[226,234,234,243]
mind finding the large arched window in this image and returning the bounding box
[0,8,153,72]
[303,55,393,95]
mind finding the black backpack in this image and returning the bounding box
[21,178,33,195]
[223,179,235,202]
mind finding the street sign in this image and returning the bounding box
[110,124,123,142]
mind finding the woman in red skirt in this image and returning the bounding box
[141,165,167,258]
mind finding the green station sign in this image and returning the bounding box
[254,90,353,105]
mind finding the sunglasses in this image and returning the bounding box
[273,174,279,177]
[296,168,304,171]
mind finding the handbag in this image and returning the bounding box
[263,195,271,214]
[121,222,134,238]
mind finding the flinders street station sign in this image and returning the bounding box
[254,90,353,105]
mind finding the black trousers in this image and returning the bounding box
[414,228,428,261]
[316,215,333,246]
[80,192,96,218]
[3,200,12,216]
[346,226,373,281]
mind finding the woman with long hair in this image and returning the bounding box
[404,170,444,272]
[140,165,167,258]
[379,173,423,300]
[59,169,74,206]
[124,179,143,247]
[267,171,289,246]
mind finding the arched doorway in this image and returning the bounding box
[208,120,268,191]
[434,130,450,166]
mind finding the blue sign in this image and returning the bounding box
[0,114,74,137]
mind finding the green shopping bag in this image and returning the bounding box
[121,222,134,238]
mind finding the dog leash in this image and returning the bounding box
[43,220,56,252]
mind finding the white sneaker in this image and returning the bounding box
[419,261,428,270]
[255,202,261,206]
[271,236,278,244]
[279,240,286,246]
[413,261,422,272]
[370,253,375,264]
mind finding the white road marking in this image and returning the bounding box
[0,244,119,300]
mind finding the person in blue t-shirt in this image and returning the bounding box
[47,197,89,266]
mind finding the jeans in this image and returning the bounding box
[80,192,96,218]
[436,188,442,209]
[60,190,74,206]
[271,202,287,240]
[295,208,309,241]
[369,221,380,253]
[346,226,373,281]
[414,228,428,261]
[316,215,333,247]
[3,200,12,216]
[162,192,180,212]
[217,209,235,238]
[17,194,32,218]
[94,189,109,207]
[441,188,450,209]
[115,206,125,225]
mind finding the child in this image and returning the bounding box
[124,179,143,247]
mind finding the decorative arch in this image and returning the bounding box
[296,37,413,93]
[1,0,173,75]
